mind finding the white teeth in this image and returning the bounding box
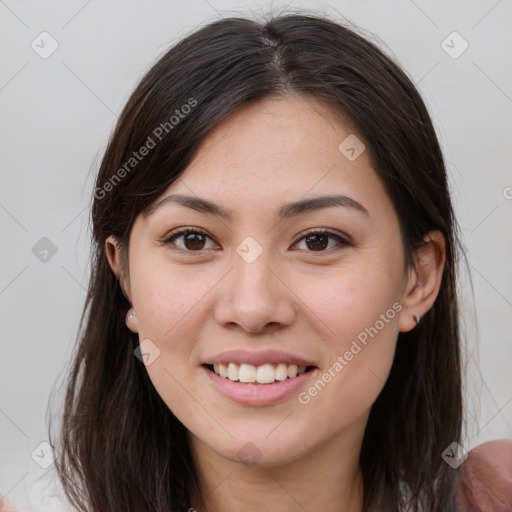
[227,362,238,381]
[239,363,257,382]
[256,364,275,384]
[218,363,228,378]
[211,362,309,383]
[287,364,298,378]
[275,363,288,381]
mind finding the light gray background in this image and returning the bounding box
[1,0,511,509]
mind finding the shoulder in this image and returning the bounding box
[0,495,19,512]
[457,439,512,512]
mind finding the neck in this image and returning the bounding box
[188,424,366,512]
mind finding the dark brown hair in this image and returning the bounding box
[50,10,463,512]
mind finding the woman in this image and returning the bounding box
[5,10,508,512]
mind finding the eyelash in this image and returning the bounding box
[160,227,351,254]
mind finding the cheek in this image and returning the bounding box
[296,266,401,411]
[130,265,211,419]
[301,265,402,348]
[299,285,399,435]
[129,261,206,353]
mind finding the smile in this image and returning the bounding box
[202,350,317,405]
[208,362,310,384]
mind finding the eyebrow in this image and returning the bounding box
[147,193,370,221]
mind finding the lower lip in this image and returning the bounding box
[202,366,316,406]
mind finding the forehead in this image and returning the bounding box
[191,93,364,164]
[148,93,395,226]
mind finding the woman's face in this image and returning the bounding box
[111,94,423,467]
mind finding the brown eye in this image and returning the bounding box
[294,230,350,252]
[305,233,329,251]
[163,229,218,252]
[182,232,207,250]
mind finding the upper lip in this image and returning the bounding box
[203,350,316,368]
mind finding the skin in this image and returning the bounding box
[106,93,446,512]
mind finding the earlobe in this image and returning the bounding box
[398,230,446,333]
[125,308,139,333]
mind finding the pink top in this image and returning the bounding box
[457,439,512,512]
[1,439,511,511]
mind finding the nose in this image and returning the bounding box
[213,253,297,334]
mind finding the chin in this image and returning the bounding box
[205,432,310,468]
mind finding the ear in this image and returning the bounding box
[106,236,139,333]
[105,235,132,305]
[398,230,446,333]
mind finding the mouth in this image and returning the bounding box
[203,363,316,385]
